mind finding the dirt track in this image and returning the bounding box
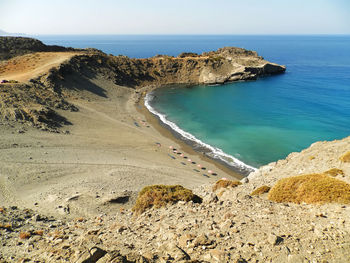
[0,52,80,83]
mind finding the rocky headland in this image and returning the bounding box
[1,37,349,262]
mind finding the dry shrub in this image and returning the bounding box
[19,232,31,239]
[132,185,202,214]
[0,207,5,213]
[308,156,315,160]
[34,230,44,236]
[268,173,350,204]
[340,151,350,162]
[251,185,271,196]
[324,168,344,177]
[213,179,242,191]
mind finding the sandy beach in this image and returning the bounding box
[0,74,241,218]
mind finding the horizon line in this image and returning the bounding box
[3,33,350,37]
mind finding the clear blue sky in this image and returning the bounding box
[1,0,349,34]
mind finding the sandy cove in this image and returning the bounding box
[2,37,350,262]
[0,76,241,218]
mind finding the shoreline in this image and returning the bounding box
[135,86,246,180]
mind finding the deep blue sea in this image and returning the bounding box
[36,35,350,171]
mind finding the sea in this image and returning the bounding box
[36,35,350,174]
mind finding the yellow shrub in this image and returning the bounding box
[250,185,271,196]
[268,173,350,204]
[213,179,242,192]
[132,185,202,214]
[34,230,44,236]
[324,168,344,177]
[340,151,350,162]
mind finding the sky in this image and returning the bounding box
[0,0,349,35]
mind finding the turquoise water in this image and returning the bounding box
[37,35,350,169]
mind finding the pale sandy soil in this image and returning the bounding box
[0,74,240,218]
[0,52,80,83]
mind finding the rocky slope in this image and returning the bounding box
[1,136,349,262]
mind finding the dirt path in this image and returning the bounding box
[0,51,81,83]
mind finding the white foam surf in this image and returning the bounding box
[145,92,257,174]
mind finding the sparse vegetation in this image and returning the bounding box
[209,55,224,62]
[324,168,344,177]
[340,151,350,162]
[34,230,44,236]
[213,179,242,191]
[132,185,202,214]
[178,52,199,58]
[250,185,271,196]
[19,232,31,239]
[268,173,350,204]
[153,69,160,76]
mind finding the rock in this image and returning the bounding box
[117,225,127,233]
[178,234,195,248]
[241,177,249,184]
[233,256,248,263]
[65,194,81,202]
[219,219,234,231]
[76,247,107,263]
[207,249,227,262]
[192,234,212,247]
[32,214,46,222]
[268,234,284,246]
[203,193,218,203]
[158,242,190,261]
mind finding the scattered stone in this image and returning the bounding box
[268,234,284,246]
[76,247,107,263]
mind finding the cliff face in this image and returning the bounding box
[45,47,285,89]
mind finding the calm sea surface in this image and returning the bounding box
[36,35,350,169]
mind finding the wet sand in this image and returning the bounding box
[137,96,244,180]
